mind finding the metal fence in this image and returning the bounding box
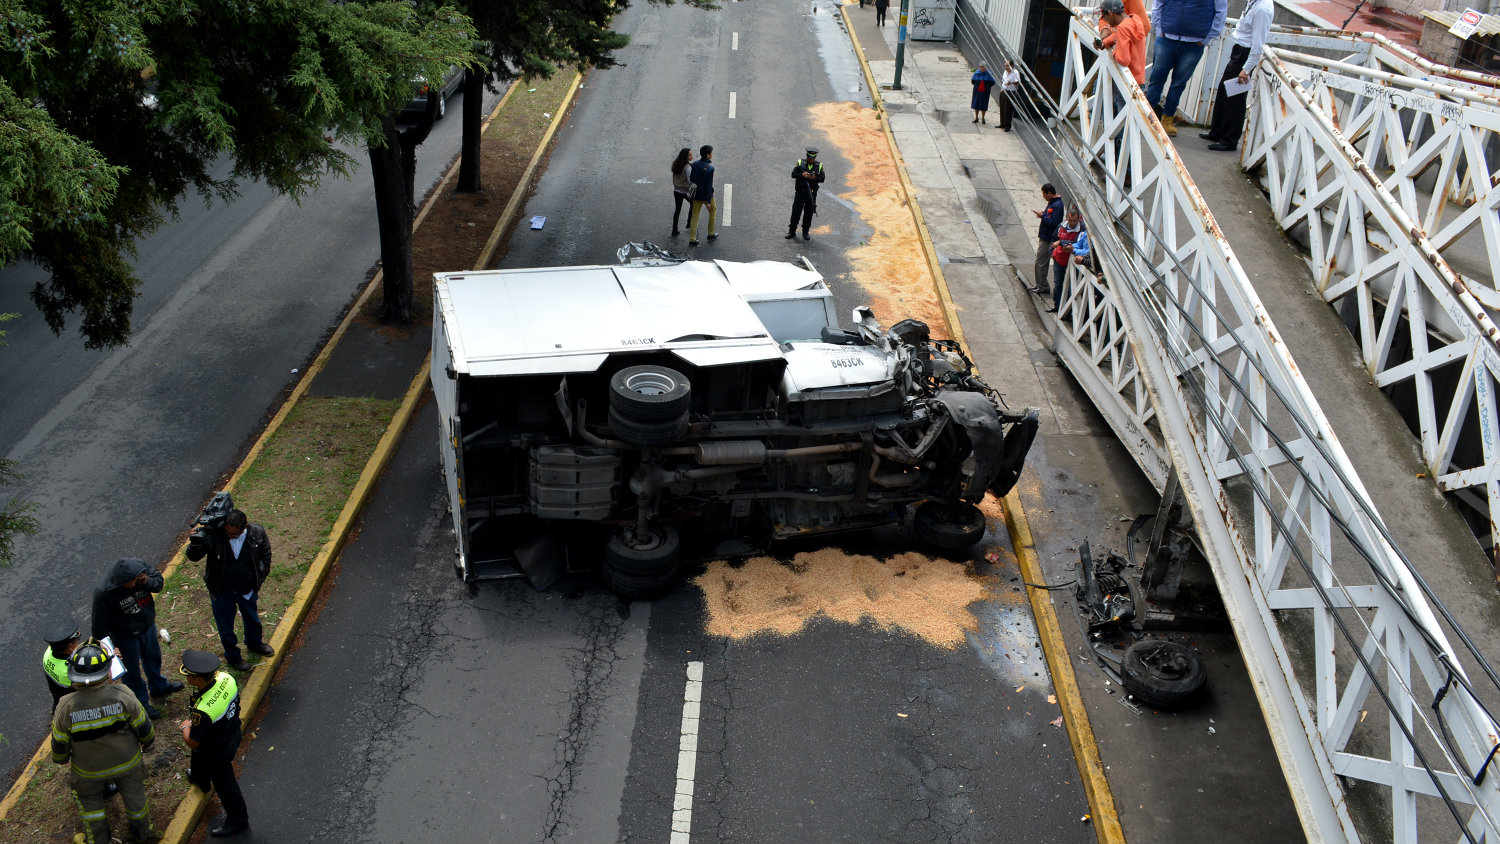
[1037,10,1500,842]
[1239,31,1500,566]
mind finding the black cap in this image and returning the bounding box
[806,147,819,157]
[44,618,80,646]
[179,650,220,677]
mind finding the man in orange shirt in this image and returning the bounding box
[1096,0,1147,85]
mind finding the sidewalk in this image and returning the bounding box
[841,5,1306,841]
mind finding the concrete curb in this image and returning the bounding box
[0,73,585,842]
[162,71,585,844]
[839,5,1124,843]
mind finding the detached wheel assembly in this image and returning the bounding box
[603,525,680,600]
[609,365,692,421]
[913,501,987,551]
[1120,638,1207,708]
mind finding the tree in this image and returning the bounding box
[0,0,477,348]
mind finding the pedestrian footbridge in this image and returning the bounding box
[995,10,1500,844]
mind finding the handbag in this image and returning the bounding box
[686,182,698,199]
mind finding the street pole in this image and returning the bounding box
[892,0,911,90]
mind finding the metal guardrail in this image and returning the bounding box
[1044,12,1500,843]
[1236,33,1500,567]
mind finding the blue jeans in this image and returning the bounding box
[1145,37,1206,118]
[115,626,171,708]
[211,590,265,664]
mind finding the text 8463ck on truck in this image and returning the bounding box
[430,245,1039,598]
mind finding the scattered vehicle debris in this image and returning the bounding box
[1074,538,1208,709]
[430,245,1040,598]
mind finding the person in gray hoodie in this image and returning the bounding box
[92,557,183,718]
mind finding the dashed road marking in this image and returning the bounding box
[723,184,733,227]
[670,661,704,844]
[728,91,738,119]
[732,31,739,50]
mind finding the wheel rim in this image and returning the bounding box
[623,371,678,396]
[623,528,665,553]
[1141,644,1192,681]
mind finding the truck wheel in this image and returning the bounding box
[914,501,987,551]
[610,365,691,422]
[605,525,680,578]
[1120,639,1207,709]
[608,406,690,447]
[602,563,677,601]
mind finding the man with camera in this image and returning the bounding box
[186,494,274,672]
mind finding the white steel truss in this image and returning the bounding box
[1237,31,1500,566]
[1043,12,1500,843]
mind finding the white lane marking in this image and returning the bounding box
[670,661,705,844]
[722,184,733,227]
[732,32,739,50]
[728,91,737,119]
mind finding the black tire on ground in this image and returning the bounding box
[602,562,678,600]
[1120,638,1207,709]
[608,406,689,447]
[605,526,681,578]
[913,501,987,551]
[609,365,692,422]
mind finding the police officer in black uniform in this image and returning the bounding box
[178,650,250,837]
[786,147,826,241]
[42,618,82,709]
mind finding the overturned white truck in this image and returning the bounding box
[430,245,1039,598]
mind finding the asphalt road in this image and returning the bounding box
[238,1,1092,842]
[0,87,498,786]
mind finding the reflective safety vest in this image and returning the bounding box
[189,671,241,751]
[42,647,70,688]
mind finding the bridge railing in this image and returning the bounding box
[1046,11,1500,843]
[1237,33,1500,566]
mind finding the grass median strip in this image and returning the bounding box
[0,65,581,842]
[0,396,397,843]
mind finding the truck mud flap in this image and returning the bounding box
[514,529,568,591]
[989,408,1040,498]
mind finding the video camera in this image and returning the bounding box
[187,491,235,559]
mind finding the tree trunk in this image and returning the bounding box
[370,119,415,324]
[457,69,485,193]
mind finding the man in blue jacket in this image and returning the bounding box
[686,145,718,247]
[1144,0,1226,137]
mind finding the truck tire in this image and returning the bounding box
[605,526,681,578]
[1120,639,1207,709]
[602,562,678,601]
[914,501,986,551]
[608,406,690,448]
[610,365,691,422]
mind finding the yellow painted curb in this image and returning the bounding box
[841,6,1124,844]
[474,72,583,271]
[1,73,571,840]
[160,358,432,844]
[1005,491,1126,844]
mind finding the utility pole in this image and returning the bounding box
[892,0,912,89]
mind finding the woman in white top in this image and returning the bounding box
[998,61,1022,132]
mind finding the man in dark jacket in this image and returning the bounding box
[786,148,826,241]
[686,144,718,247]
[91,557,182,719]
[186,509,273,672]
